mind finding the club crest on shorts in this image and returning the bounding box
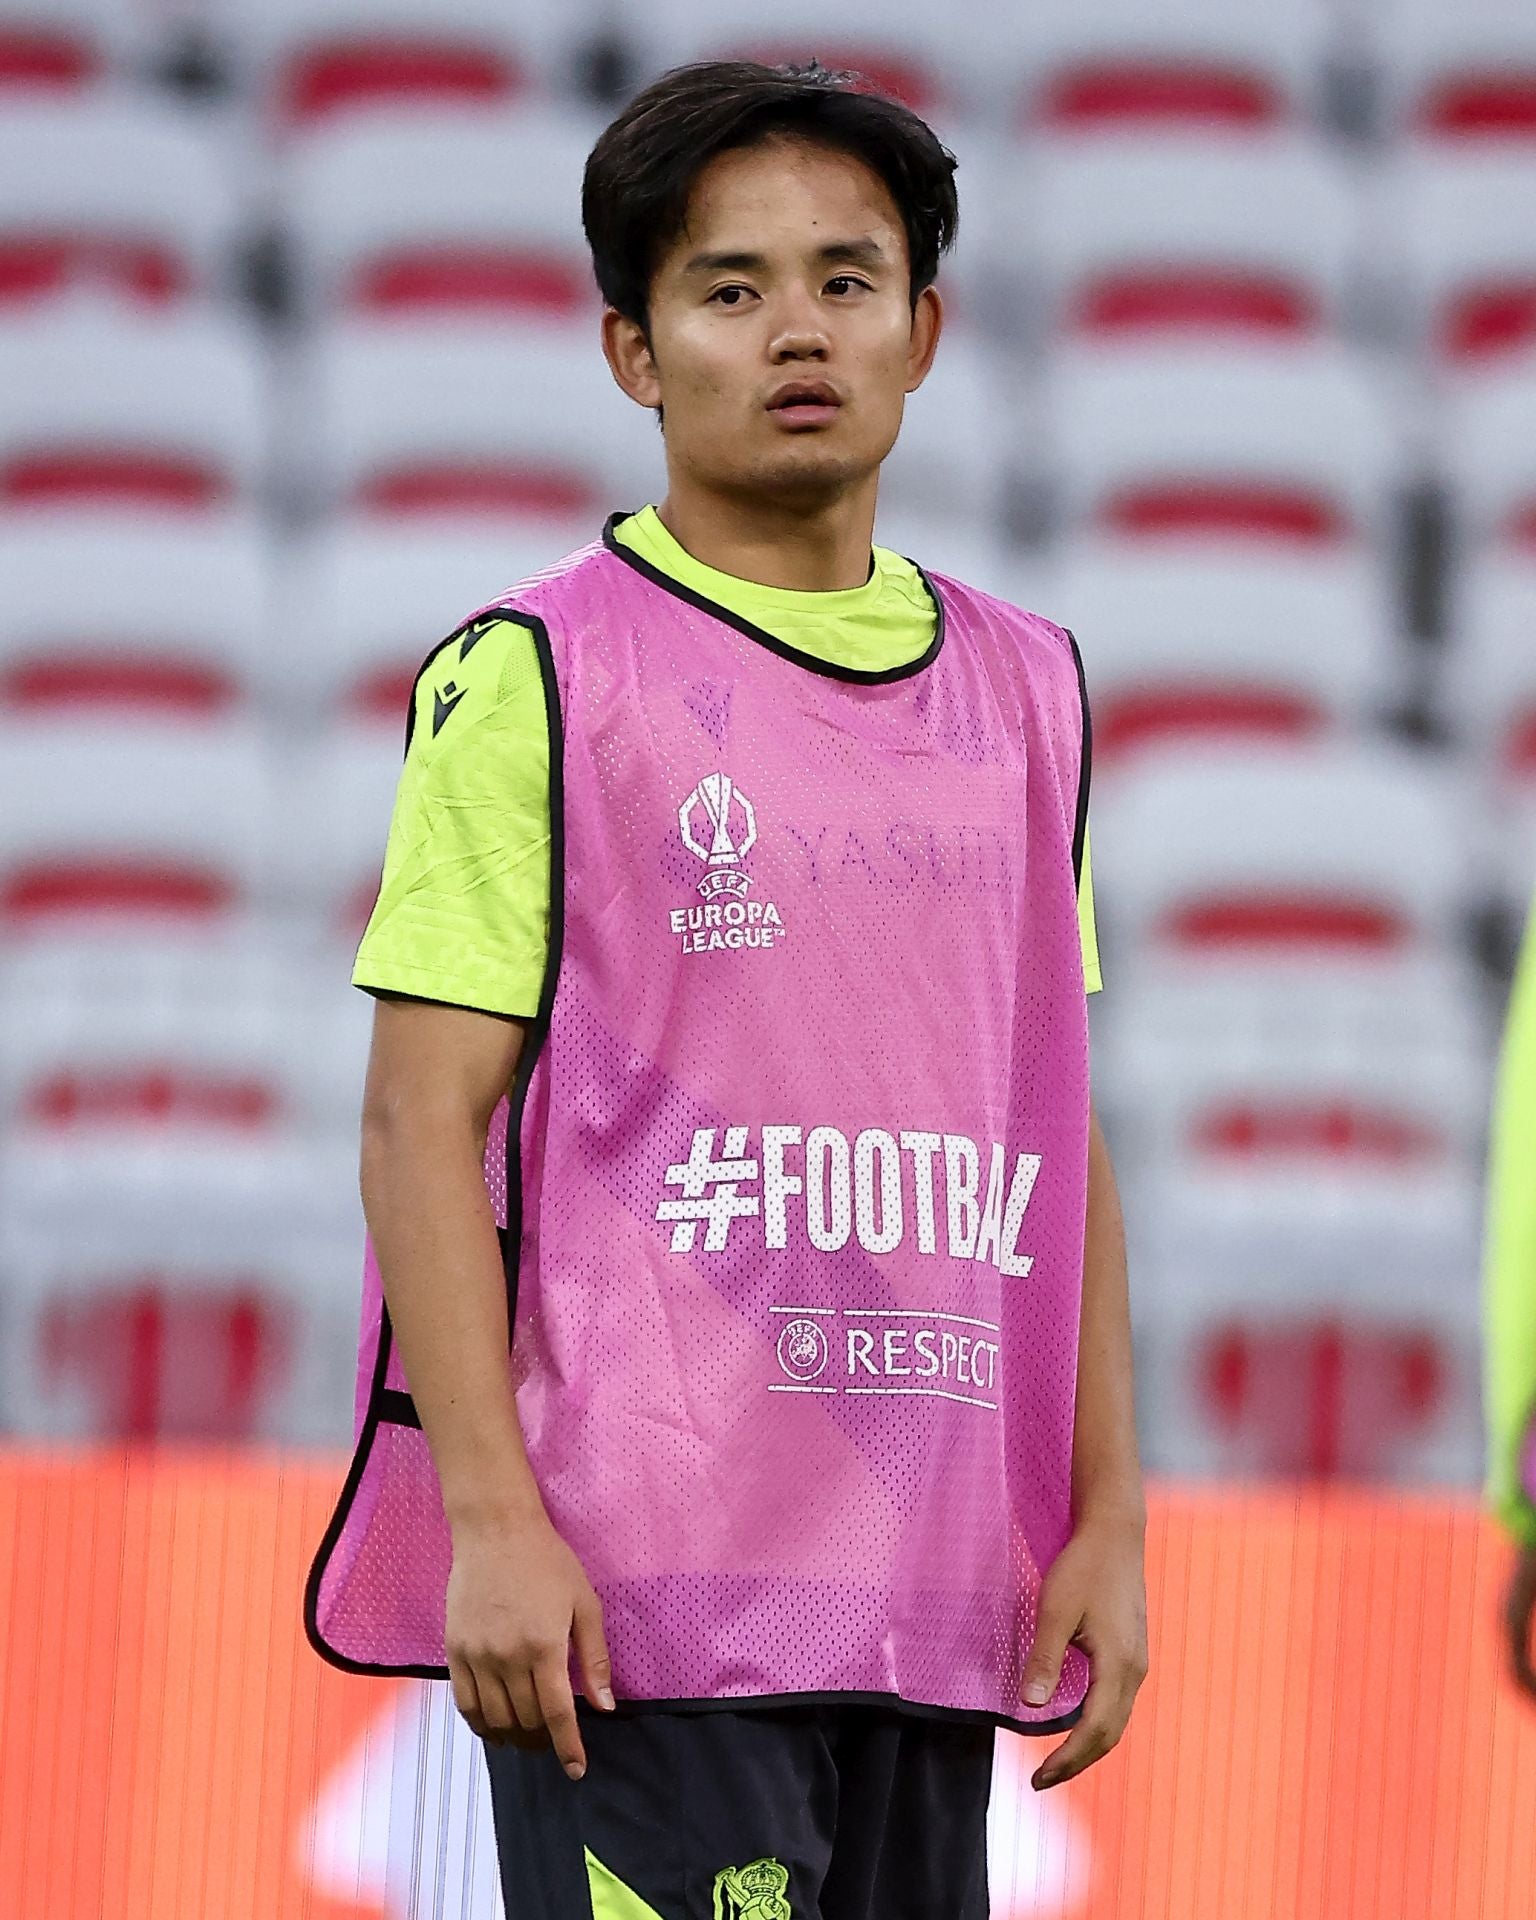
[712,1855,793,1919]
[669,770,788,955]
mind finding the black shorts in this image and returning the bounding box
[482,1697,996,1919]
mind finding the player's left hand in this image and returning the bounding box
[1021,1511,1148,1792]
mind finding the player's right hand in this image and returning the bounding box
[445,1510,616,1779]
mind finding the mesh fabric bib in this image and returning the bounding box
[305,521,1094,1736]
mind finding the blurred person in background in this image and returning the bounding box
[305,60,1147,1918]
[1486,891,1536,1697]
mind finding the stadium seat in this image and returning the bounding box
[1442,355,1536,543]
[1011,134,1363,346]
[280,105,601,321]
[0,99,245,312]
[297,319,663,520]
[1386,147,1536,361]
[1012,0,1336,135]
[226,0,569,135]
[0,0,117,93]
[0,1187,363,1443]
[0,714,272,936]
[1048,541,1404,764]
[1042,339,1401,543]
[1090,739,1478,958]
[1375,0,1536,141]
[1093,950,1493,1156]
[0,512,274,715]
[1147,1300,1481,1482]
[277,515,594,722]
[0,308,270,511]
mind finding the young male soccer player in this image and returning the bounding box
[304,61,1148,1917]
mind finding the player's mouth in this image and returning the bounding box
[765,380,843,429]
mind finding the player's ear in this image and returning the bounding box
[602,306,663,412]
[904,283,943,396]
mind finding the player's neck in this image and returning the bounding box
[653,478,878,593]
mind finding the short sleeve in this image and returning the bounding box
[350,615,552,1020]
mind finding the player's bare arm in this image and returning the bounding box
[358,995,617,1779]
[1023,1105,1149,1790]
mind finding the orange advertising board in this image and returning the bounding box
[3,1448,1536,1920]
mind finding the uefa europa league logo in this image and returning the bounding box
[680,771,757,902]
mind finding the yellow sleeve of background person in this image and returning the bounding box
[1484,891,1536,1547]
[352,513,1104,1018]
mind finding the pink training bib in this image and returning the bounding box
[305,517,1094,1735]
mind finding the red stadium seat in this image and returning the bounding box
[1033,59,1286,132]
[274,35,525,130]
[0,25,100,92]
[40,1280,295,1441]
[1198,1316,1449,1479]
[1094,685,1327,761]
[1417,70,1536,140]
[1070,268,1319,341]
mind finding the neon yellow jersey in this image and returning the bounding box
[351,506,1104,1018]
[1484,891,1536,1547]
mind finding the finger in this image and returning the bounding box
[474,1664,520,1747]
[1029,1681,1113,1781]
[448,1654,491,1742]
[572,1591,616,1710]
[534,1657,588,1781]
[506,1663,548,1739]
[1021,1590,1083,1708]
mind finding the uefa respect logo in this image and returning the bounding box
[668,770,789,956]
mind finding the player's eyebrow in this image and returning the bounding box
[681,237,891,275]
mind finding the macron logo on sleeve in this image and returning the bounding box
[432,679,468,736]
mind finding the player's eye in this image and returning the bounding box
[708,284,754,307]
[825,275,871,296]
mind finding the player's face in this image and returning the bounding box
[603,137,942,505]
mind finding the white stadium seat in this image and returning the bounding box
[1043,339,1402,544]
[1011,0,1336,135]
[0,99,246,311]
[0,307,271,511]
[1011,134,1364,345]
[1091,739,1479,958]
[224,0,569,136]
[1050,540,1405,765]
[280,105,602,320]
[0,511,275,713]
[296,318,664,519]
[1386,148,1536,362]
[0,714,272,937]
[1373,0,1536,140]
[1442,356,1536,543]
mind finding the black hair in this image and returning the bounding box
[581,59,959,330]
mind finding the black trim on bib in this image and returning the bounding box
[588,1686,1085,1742]
[1064,627,1092,892]
[301,607,567,1681]
[600,510,946,684]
